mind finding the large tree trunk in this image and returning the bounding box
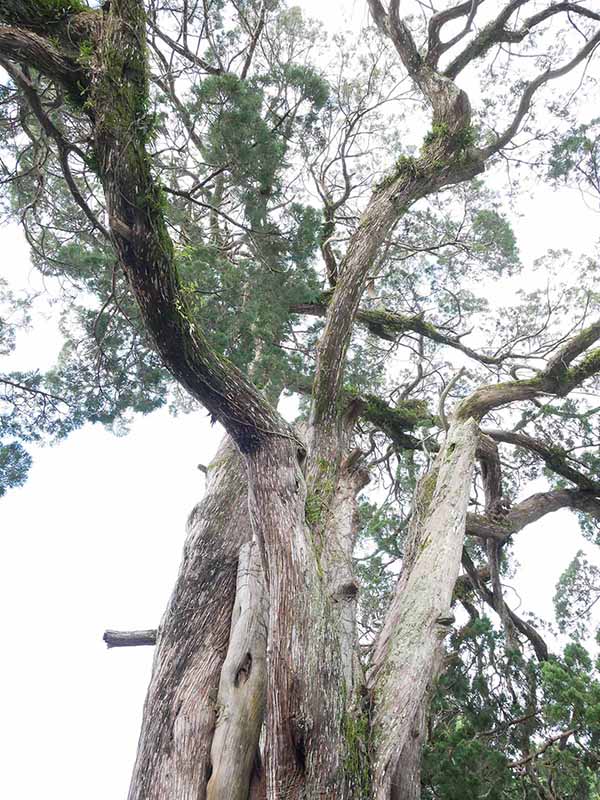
[246,435,371,799]
[128,437,253,800]
[369,416,480,799]
[128,416,479,800]
[128,431,371,800]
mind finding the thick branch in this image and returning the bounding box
[89,0,294,455]
[457,319,600,421]
[466,487,600,543]
[485,429,600,493]
[427,1,485,68]
[370,416,480,799]
[370,0,472,131]
[292,299,509,365]
[288,372,430,451]
[478,435,519,647]
[444,0,531,79]
[446,1,600,79]
[0,25,85,97]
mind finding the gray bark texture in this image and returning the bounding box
[207,539,267,800]
[369,417,480,799]
[128,438,252,800]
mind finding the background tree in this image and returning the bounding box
[1,1,600,798]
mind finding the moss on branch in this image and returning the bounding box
[357,393,435,450]
[561,347,600,392]
[374,123,478,193]
[343,702,372,797]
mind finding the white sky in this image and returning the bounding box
[1,2,599,798]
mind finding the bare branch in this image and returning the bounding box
[510,729,576,769]
[484,429,600,493]
[447,1,600,79]
[427,0,485,69]
[369,0,472,131]
[478,30,600,159]
[291,299,521,366]
[467,487,600,544]
[439,367,465,432]
[147,19,221,74]
[1,58,109,238]
[461,549,549,660]
[103,629,157,648]
[366,0,391,36]
[445,0,532,79]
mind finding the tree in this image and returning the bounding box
[1,1,600,798]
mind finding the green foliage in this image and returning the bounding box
[0,0,88,26]
[554,551,600,641]
[549,118,599,193]
[194,73,285,202]
[470,209,518,266]
[354,501,406,639]
[0,441,32,496]
[423,123,477,154]
[374,154,422,191]
[175,202,322,388]
[423,619,600,800]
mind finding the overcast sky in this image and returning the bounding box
[1,2,599,798]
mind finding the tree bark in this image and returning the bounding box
[369,416,480,799]
[207,539,267,800]
[128,437,252,800]
[4,4,600,798]
[390,645,444,800]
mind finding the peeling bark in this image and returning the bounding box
[247,436,355,799]
[324,455,370,693]
[128,437,251,800]
[207,540,267,800]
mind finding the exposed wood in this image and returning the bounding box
[103,629,157,648]
[207,540,267,800]
[390,647,444,800]
[128,437,252,800]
